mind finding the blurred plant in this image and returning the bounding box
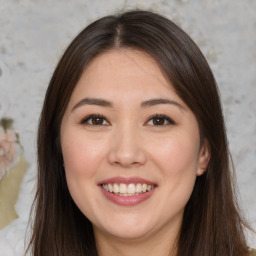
[0,118,21,180]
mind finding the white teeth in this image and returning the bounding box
[120,183,127,193]
[127,184,136,193]
[113,183,119,193]
[136,183,142,193]
[102,183,155,196]
[108,184,113,193]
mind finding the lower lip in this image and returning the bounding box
[99,186,156,206]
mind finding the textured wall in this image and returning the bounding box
[0,0,255,254]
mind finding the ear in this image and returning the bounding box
[197,139,211,176]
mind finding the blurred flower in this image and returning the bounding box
[0,119,21,180]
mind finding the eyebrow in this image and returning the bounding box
[71,97,184,112]
[72,98,113,111]
[141,98,184,110]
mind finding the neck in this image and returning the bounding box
[94,220,180,256]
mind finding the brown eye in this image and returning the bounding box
[152,117,165,125]
[81,114,109,126]
[147,114,175,126]
[91,117,104,125]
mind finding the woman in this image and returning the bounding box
[27,10,255,256]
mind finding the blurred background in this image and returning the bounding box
[0,0,255,254]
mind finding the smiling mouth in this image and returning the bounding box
[101,183,156,197]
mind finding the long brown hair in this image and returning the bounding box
[27,10,252,256]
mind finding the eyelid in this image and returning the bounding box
[80,114,110,125]
[80,113,175,126]
[146,114,175,126]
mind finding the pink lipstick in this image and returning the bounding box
[98,176,157,206]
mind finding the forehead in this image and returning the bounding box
[66,49,183,108]
[84,49,161,75]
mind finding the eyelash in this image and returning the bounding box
[80,114,109,126]
[147,114,175,126]
[80,114,175,126]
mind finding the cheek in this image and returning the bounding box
[149,132,200,175]
[61,130,106,179]
[61,130,107,217]
[149,134,199,214]
[148,130,200,209]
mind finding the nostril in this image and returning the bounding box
[108,146,147,168]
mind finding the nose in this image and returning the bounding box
[107,124,147,168]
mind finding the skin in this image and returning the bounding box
[61,49,210,256]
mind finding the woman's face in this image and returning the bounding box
[61,49,209,242]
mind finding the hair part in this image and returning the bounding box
[27,10,252,256]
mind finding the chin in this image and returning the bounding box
[104,227,152,241]
[94,216,154,241]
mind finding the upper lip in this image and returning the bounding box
[98,176,156,186]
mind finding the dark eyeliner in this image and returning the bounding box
[80,114,107,125]
[148,114,175,125]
